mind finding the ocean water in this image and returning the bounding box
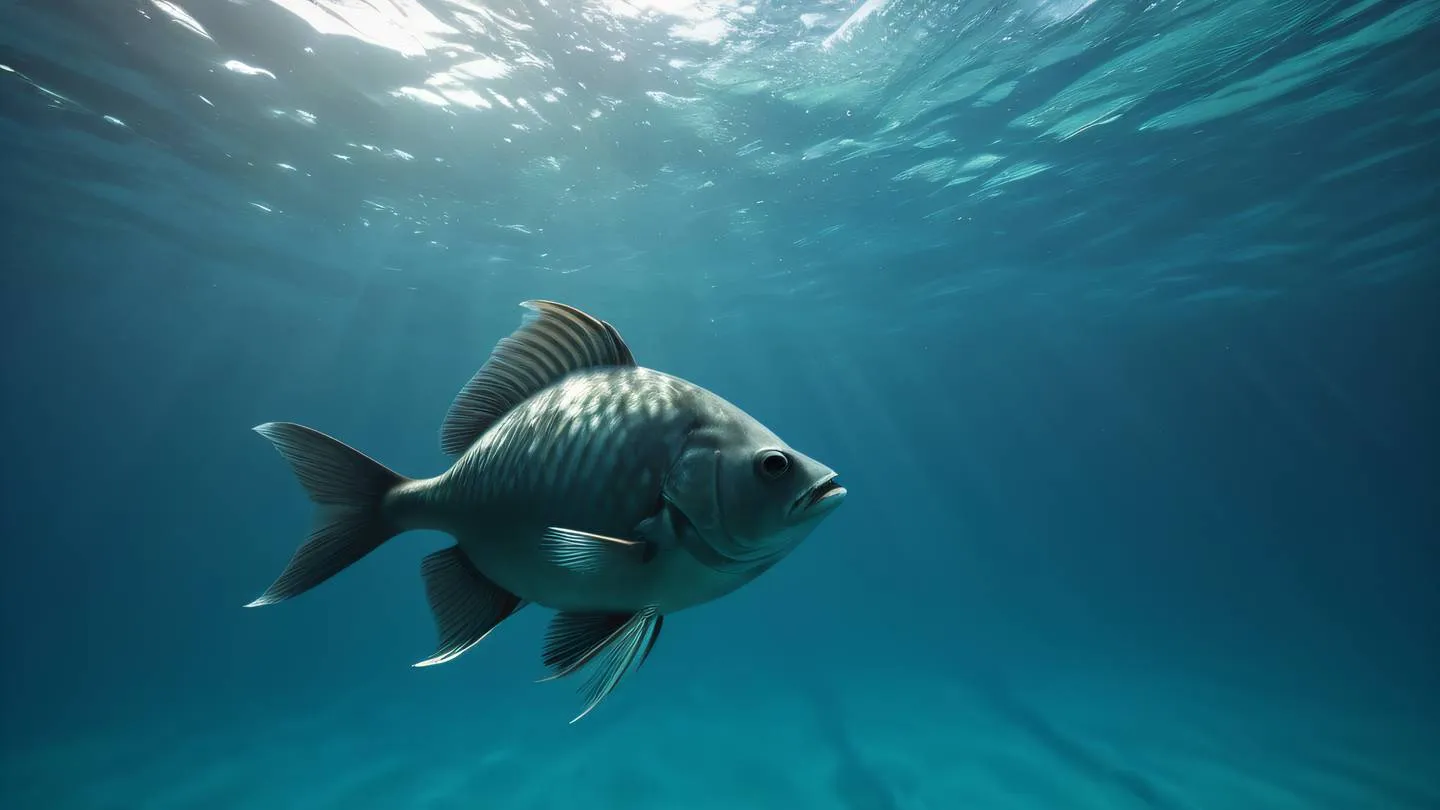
[2,0,1438,807]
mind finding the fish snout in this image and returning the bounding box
[789,455,846,519]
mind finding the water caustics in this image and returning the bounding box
[1,0,1437,320]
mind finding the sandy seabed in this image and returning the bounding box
[3,664,1435,810]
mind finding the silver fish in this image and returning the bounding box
[247,300,847,721]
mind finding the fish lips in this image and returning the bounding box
[792,473,847,518]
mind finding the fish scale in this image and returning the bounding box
[452,369,688,535]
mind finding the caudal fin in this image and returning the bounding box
[247,421,408,607]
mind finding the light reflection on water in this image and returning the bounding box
[0,0,1436,323]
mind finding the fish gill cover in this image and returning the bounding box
[0,1,1437,809]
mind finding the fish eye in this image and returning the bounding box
[756,450,790,479]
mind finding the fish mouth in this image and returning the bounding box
[795,473,846,515]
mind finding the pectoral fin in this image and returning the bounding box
[539,527,654,573]
[539,607,663,723]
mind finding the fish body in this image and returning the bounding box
[411,366,791,615]
[248,301,846,720]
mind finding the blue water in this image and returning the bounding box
[2,1,1438,807]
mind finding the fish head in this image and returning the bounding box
[666,404,846,573]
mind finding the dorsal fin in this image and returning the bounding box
[440,300,636,456]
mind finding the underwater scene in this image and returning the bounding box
[1,0,1438,808]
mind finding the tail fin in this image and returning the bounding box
[247,421,408,607]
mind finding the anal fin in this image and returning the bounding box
[414,546,524,667]
[540,607,664,723]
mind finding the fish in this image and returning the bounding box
[246,300,847,721]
